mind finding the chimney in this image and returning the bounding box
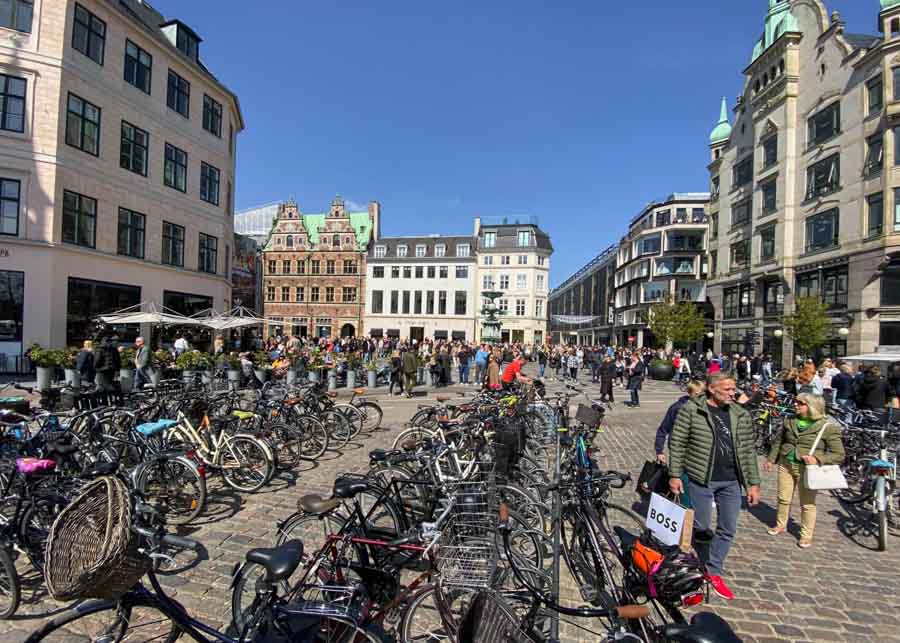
[368,201,381,241]
[473,217,482,236]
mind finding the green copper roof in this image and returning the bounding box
[302,214,326,245]
[348,212,372,249]
[709,96,732,145]
[751,0,799,63]
[883,0,900,9]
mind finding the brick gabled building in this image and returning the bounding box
[262,197,379,339]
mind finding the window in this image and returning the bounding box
[483,231,496,248]
[372,266,384,279]
[296,287,304,302]
[0,178,20,236]
[119,121,148,176]
[65,94,100,156]
[674,257,694,274]
[390,291,398,314]
[285,235,293,248]
[325,287,335,303]
[763,134,778,169]
[311,287,320,303]
[402,266,411,278]
[868,192,884,237]
[162,221,184,266]
[656,210,671,227]
[808,102,840,145]
[535,300,544,318]
[435,244,446,257]
[439,266,448,278]
[881,322,900,345]
[124,40,152,94]
[266,285,275,302]
[72,4,105,65]
[343,287,357,303]
[763,282,783,315]
[311,259,320,274]
[710,214,719,239]
[164,143,187,192]
[797,266,848,308]
[413,290,422,314]
[730,239,750,270]
[868,74,883,114]
[517,230,532,247]
[482,275,495,289]
[455,266,468,279]
[394,245,407,258]
[499,275,510,289]
[326,260,335,275]
[760,226,775,261]
[167,70,190,118]
[516,274,526,289]
[805,209,839,252]
[176,28,199,60]
[390,266,399,278]
[667,232,703,251]
[894,67,900,101]
[739,284,754,317]
[732,156,753,188]
[344,260,356,274]
[537,274,545,290]
[117,208,144,258]
[675,208,688,223]
[372,290,383,313]
[374,245,386,258]
[62,190,96,248]
[438,291,447,315]
[297,259,305,274]
[513,299,525,316]
[761,180,777,214]
[498,299,508,313]
[517,255,527,265]
[881,260,900,306]
[281,259,290,274]
[711,176,720,200]
[456,244,470,257]
[483,255,493,265]
[637,234,661,255]
[415,266,423,279]
[281,286,289,302]
[501,256,511,265]
[427,266,435,278]
[426,291,435,314]
[415,244,426,258]
[692,208,706,223]
[202,95,222,137]
[267,260,276,274]
[866,135,884,177]
[538,256,546,266]
[0,0,32,32]
[198,233,217,273]
[0,73,25,133]
[402,291,410,314]
[198,162,221,205]
[805,154,839,199]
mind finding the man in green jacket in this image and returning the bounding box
[668,372,761,601]
[401,347,418,399]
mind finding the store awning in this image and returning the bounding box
[434,330,448,339]
[386,329,400,337]
[369,329,383,337]
[451,331,466,341]
[842,352,900,362]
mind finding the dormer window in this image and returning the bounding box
[332,234,340,248]
[397,245,408,258]
[160,21,202,63]
[374,245,386,258]
[415,244,426,257]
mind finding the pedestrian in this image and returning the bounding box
[591,349,602,383]
[174,334,189,356]
[626,354,644,407]
[93,336,121,392]
[501,352,531,390]
[668,372,761,600]
[763,393,844,548]
[133,336,151,389]
[854,365,894,410]
[655,380,706,461]
[486,349,502,390]
[76,340,95,384]
[537,345,548,379]
[782,367,799,395]
[615,355,625,386]
[830,363,855,408]
[475,344,489,385]
[600,357,616,402]
[457,344,471,385]
[389,350,404,396]
[797,363,823,395]
[401,348,418,398]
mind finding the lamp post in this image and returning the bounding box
[773,329,783,338]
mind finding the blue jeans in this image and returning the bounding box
[538,363,546,378]
[687,479,742,576]
[459,364,469,384]
[629,388,639,405]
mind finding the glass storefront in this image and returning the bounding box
[67,277,141,346]
[163,291,213,317]
[0,271,24,372]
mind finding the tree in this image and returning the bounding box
[648,296,707,349]
[781,296,829,357]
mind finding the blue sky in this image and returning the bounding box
[168,1,874,285]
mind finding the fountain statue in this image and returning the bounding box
[480,291,505,343]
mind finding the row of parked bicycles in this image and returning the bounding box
[743,385,899,551]
[0,377,384,622]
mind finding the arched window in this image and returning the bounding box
[286,235,293,248]
[332,234,340,248]
[779,59,785,74]
[891,18,900,38]
[763,72,769,86]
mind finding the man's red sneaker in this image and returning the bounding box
[706,575,734,600]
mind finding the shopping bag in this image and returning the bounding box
[646,492,694,552]
[636,461,670,496]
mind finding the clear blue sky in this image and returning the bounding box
[169,1,873,285]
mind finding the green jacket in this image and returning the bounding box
[402,351,418,375]
[668,396,761,488]
[767,417,844,474]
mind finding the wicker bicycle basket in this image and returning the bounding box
[44,476,149,601]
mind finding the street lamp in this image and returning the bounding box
[838,327,850,337]
[773,329,784,338]
[706,331,714,339]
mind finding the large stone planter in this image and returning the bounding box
[423,370,432,387]
[286,369,297,386]
[201,371,212,387]
[64,368,81,389]
[150,370,162,387]
[182,370,196,385]
[36,367,53,392]
[367,371,377,388]
[119,368,134,393]
[95,371,112,391]
[227,370,241,389]
[346,370,356,389]
[649,362,675,381]
[327,370,337,391]
[254,369,270,384]
[308,369,320,383]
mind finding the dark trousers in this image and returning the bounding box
[591,364,602,382]
[629,388,639,405]
[687,479,742,577]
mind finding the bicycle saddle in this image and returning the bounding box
[45,441,78,456]
[246,540,303,582]
[664,612,741,643]
[369,448,402,462]
[81,461,118,478]
[333,477,368,499]
[297,494,341,515]
[435,396,451,402]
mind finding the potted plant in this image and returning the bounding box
[285,353,302,386]
[252,351,271,383]
[221,353,242,387]
[366,359,377,389]
[62,346,81,388]
[196,353,214,386]
[152,350,172,387]
[117,347,136,392]
[28,344,61,391]
[176,350,202,384]
[308,352,323,383]
[346,352,361,389]
[649,359,675,381]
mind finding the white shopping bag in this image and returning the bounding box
[646,492,689,548]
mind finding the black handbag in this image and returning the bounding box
[635,460,670,496]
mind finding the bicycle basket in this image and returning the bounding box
[575,403,602,427]
[457,590,539,643]
[44,475,149,601]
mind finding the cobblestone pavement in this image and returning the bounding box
[3,371,900,642]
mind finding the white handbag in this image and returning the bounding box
[802,421,848,490]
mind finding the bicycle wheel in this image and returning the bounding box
[391,426,435,450]
[322,410,353,450]
[20,495,67,572]
[399,584,470,643]
[218,436,274,492]
[308,618,393,643]
[266,421,302,468]
[355,401,383,432]
[295,414,329,460]
[0,546,20,619]
[23,597,180,642]
[137,456,207,525]
[334,404,364,439]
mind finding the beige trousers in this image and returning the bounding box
[776,464,818,540]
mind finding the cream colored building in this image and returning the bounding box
[0,0,243,366]
[706,0,900,364]
[474,217,552,345]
